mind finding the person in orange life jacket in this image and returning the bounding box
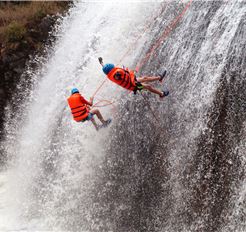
[99,57,169,97]
[67,88,111,131]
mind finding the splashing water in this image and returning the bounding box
[0,1,245,231]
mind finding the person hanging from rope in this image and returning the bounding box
[98,57,169,97]
[67,88,111,131]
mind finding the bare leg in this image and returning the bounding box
[141,83,163,96]
[90,109,107,124]
[136,76,161,83]
[90,117,99,131]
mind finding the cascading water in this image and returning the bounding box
[0,2,161,230]
[0,1,245,231]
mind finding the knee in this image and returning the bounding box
[142,76,148,82]
[91,109,99,114]
[143,84,150,89]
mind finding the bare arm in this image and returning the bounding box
[98,57,104,67]
[81,95,93,106]
[87,96,94,106]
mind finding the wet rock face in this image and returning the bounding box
[0,15,58,140]
[88,2,246,232]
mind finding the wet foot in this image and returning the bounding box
[99,118,112,129]
[104,118,112,126]
[160,90,169,98]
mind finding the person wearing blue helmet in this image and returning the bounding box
[99,57,169,98]
[67,88,111,131]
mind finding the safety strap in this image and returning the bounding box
[71,105,84,110]
[73,109,87,118]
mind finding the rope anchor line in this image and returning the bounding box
[91,0,193,110]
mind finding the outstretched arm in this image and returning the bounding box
[98,57,104,67]
[80,95,93,106]
[88,96,94,106]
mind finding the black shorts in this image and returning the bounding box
[135,81,144,90]
[134,76,144,91]
[133,76,144,94]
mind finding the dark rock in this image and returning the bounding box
[2,54,16,64]
[13,67,24,75]
[0,15,63,145]
[29,29,41,40]
[9,58,26,69]
[39,15,56,38]
[15,51,27,59]
[0,88,4,96]
[4,72,12,81]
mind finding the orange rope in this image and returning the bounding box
[91,3,168,101]
[91,0,193,111]
[91,79,107,98]
[117,2,168,65]
[136,0,193,71]
[92,99,116,108]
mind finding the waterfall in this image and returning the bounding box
[0,1,245,231]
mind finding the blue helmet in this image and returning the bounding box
[102,63,115,75]
[71,88,79,94]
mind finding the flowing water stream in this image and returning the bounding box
[0,1,245,231]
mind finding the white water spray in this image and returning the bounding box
[0,2,159,230]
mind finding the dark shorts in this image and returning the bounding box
[135,81,144,90]
[82,112,94,122]
[134,76,144,92]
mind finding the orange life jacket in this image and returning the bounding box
[67,93,89,122]
[107,67,136,91]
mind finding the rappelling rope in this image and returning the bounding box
[91,3,168,106]
[117,2,168,66]
[91,79,107,98]
[135,0,193,71]
[92,0,193,109]
[92,99,116,108]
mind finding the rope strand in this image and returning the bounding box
[91,0,193,110]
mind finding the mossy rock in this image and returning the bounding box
[4,22,26,43]
[32,8,47,21]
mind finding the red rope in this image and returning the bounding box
[91,4,168,100]
[91,0,193,111]
[92,99,116,108]
[117,2,168,66]
[136,0,193,71]
[91,79,107,98]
